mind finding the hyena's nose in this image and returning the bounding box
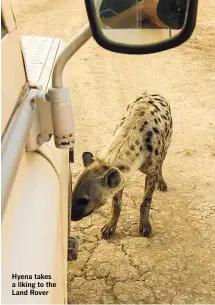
[71,197,89,221]
[71,208,84,221]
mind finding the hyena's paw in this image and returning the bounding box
[101,223,116,239]
[157,179,168,192]
[139,222,152,238]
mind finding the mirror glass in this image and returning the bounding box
[92,0,189,45]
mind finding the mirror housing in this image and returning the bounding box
[85,0,198,54]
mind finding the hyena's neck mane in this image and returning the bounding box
[98,126,144,180]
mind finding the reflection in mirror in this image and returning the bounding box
[93,0,188,45]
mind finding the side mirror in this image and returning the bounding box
[85,0,198,54]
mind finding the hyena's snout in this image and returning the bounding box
[71,196,93,221]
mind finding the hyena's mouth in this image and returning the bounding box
[84,210,94,217]
[71,206,95,221]
[84,205,102,217]
[71,213,84,221]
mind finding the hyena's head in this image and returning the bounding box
[71,152,122,221]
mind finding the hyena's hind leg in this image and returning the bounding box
[139,174,158,237]
[157,152,169,192]
[157,166,168,192]
[101,188,124,239]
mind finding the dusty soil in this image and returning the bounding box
[12,0,215,303]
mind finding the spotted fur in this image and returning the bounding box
[72,92,173,238]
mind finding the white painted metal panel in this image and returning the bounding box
[2,34,69,303]
[21,36,61,90]
[20,37,70,271]
[1,31,27,136]
[1,151,65,304]
[2,28,69,303]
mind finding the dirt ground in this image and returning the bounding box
[12,0,215,303]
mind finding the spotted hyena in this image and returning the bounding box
[71,91,173,238]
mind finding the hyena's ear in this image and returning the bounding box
[82,152,94,167]
[104,167,121,188]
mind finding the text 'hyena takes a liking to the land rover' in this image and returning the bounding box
[71,92,173,238]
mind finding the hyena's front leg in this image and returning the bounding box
[101,188,123,239]
[139,174,158,237]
